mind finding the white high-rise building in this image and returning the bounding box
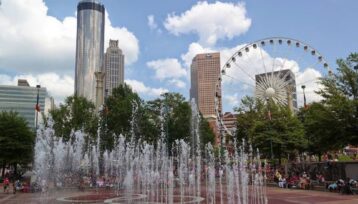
[0,80,48,129]
[105,40,125,95]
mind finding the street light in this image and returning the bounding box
[266,97,274,160]
[354,65,358,99]
[301,85,307,109]
[35,85,41,130]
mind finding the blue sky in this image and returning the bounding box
[0,0,357,109]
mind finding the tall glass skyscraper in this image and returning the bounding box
[105,40,125,96]
[75,0,105,103]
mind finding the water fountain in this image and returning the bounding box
[33,100,267,204]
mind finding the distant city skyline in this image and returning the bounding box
[0,0,357,110]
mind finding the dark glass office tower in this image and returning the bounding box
[75,0,105,103]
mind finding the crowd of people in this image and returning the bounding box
[272,169,357,195]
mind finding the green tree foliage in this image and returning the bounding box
[298,103,343,158]
[199,116,215,147]
[236,96,306,164]
[145,93,191,151]
[105,84,142,141]
[0,111,35,176]
[50,96,98,143]
[102,84,159,150]
[315,53,358,145]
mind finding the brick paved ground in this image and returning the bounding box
[267,188,358,204]
[0,186,357,203]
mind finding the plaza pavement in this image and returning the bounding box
[0,186,357,203]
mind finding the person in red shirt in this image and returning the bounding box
[3,177,10,193]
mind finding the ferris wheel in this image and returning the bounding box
[215,37,333,141]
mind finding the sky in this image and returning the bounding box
[0,0,357,110]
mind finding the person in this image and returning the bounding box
[274,170,281,183]
[327,181,338,192]
[299,172,310,189]
[3,177,10,193]
[302,171,308,178]
[337,179,345,192]
[341,178,353,195]
[15,180,22,192]
[278,176,287,188]
[287,174,299,188]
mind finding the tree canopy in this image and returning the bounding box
[0,111,35,176]
[236,96,306,164]
[50,95,98,143]
[314,53,358,146]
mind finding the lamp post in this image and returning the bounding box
[35,85,41,130]
[301,85,307,109]
[266,97,274,160]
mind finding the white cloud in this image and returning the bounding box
[147,15,157,30]
[0,73,74,104]
[168,79,186,88]
[105,12,139,65]
[181,42,215,68]
[296,68,323,105]
[147,58,187,80]
[164,1,251,46]
[225,93,240,107]
[125,79,168,97]
[0,0,139,74]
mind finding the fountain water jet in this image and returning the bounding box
[33,101,267,204]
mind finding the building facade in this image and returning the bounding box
[190,52,222,118]
[222,112,238,136]
[104,40,125,95]
[190,52,222,145]
[255,69,297,110]
[75,0,105,103]
[0,80,48,129]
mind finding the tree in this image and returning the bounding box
[50,95,98,145]
[199,116,215,148]
[0,111,35,177]
[316,53,358,145]
[235,96,306,164]
[105,84,142,142]
[298,103,343,160]
[145,93,191,151]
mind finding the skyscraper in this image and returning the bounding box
[190,52,221,145]
[190,52,221,119]
[75,0,105,103]
[104,40,125,95]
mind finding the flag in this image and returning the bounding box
[35,88,40,112]
[35,104,40,112]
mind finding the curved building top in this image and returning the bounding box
[78,0,104,13]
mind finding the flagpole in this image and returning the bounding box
[35,85,41,130]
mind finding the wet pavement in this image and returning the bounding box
[0,187,357,204]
